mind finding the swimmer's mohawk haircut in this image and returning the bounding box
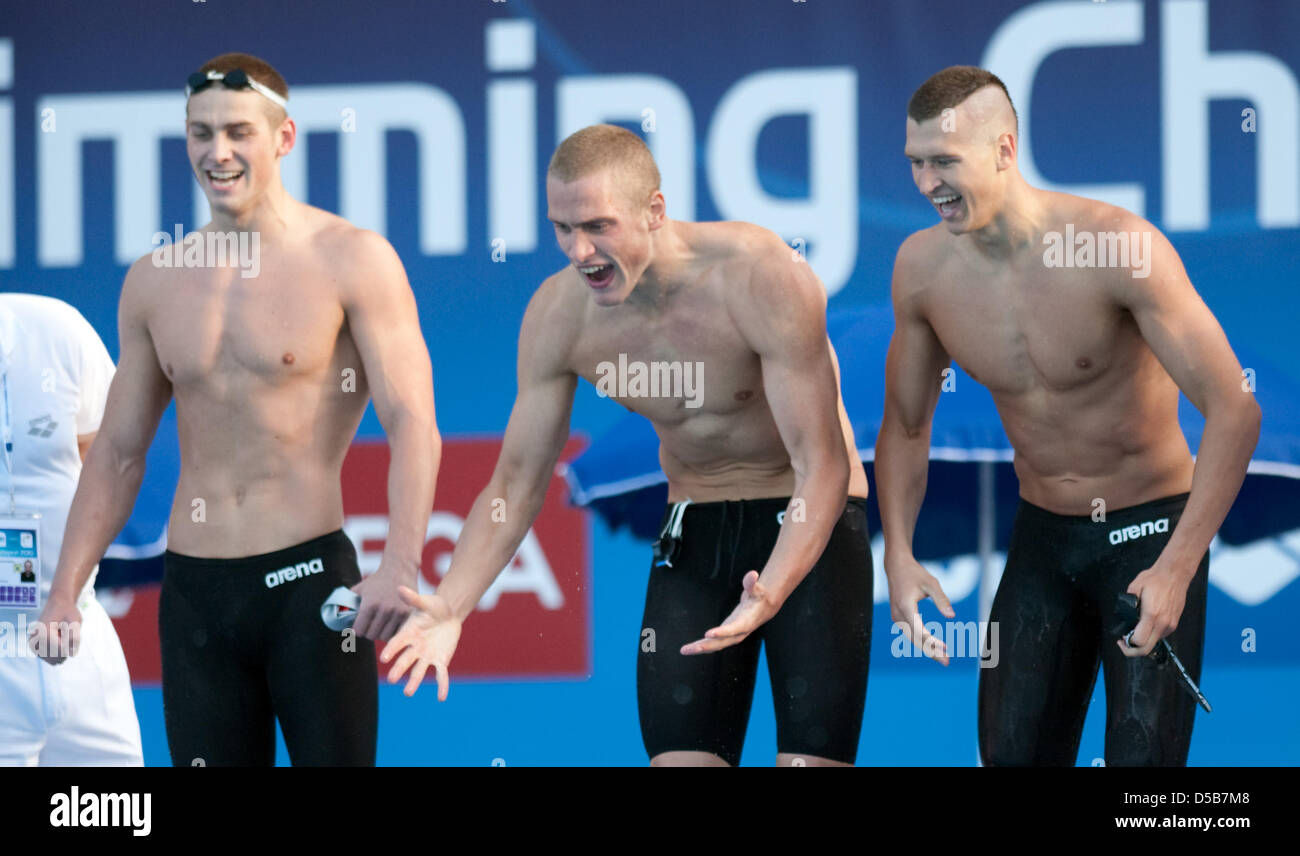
[548,124,661,206]
[908,65,1018,131]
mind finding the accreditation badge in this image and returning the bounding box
[0,512,41,611]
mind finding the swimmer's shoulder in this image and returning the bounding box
[897,222,951,264]
[122,250,170,320]
[1048,190,1173,295]
[685,221,829,328]
[688,219,788,266]
[518,267,586,375]
[892,225,951,302]
[687,219,808,294]
[532,260,592,302]
[308,207,400,270]
[304,207,413,307]
[1048,189,1152,236]
[531,266,589,325]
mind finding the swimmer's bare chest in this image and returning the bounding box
[567,291,785,471]
[917,248,1193,508]
[147,258,367,439]
[152,251,375,555]
[923,257,1134,403]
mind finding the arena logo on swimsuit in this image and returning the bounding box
[1108,517,1170,546]
[264,557,325,588]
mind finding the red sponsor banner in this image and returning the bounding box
[343,436,591,678]
[109,436,591,682]
[108,585,162,682]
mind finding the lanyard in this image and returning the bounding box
[2,372,14,514]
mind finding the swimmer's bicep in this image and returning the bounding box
[495,283,577,492]
[98,261,172,459]
[342,233,435,427]
[883,315,948,432]
[741,254,843,463]
[1116,230,1244,411]
[884,244,948,432]
[497,373,576,497]
[735,238,828,357]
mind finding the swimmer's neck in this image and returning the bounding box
[202,180,296,240]
[965,178,1049,261]
[623,218,695,310]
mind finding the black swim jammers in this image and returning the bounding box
[637,497,873,765]
[159,530,378,766]
[979,493,1208,766]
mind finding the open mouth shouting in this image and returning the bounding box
[931,192,963,220]
[207,169,245,190]
[579,263,616,289]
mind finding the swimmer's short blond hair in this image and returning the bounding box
[548,124,661,208]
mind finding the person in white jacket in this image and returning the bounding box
[1,292,143,765]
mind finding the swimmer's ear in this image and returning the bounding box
[646,189,667,230]
[994,129,1017,171]
[273,114,297,159]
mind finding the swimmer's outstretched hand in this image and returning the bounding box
[884,550,955,666]
[682,570,777,655]
[381,586,462,701]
